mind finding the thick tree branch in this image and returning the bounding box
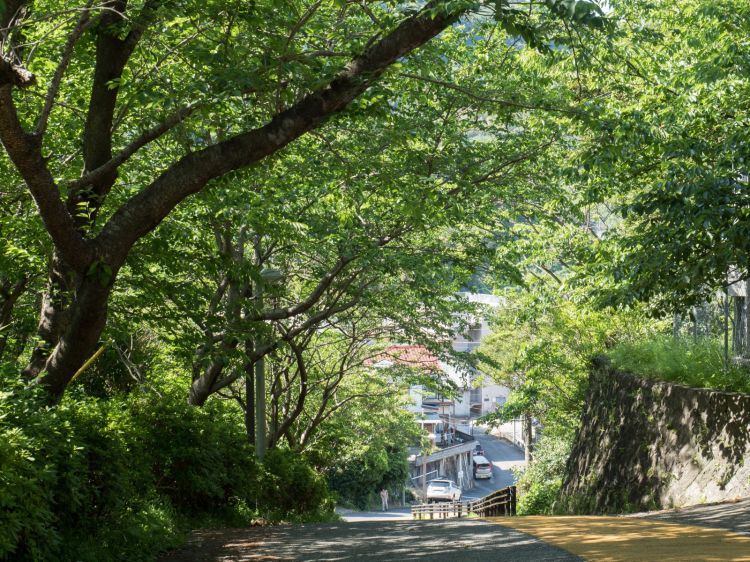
[97,1,463,265]
[0,86,94,272]
[71,0,159,224]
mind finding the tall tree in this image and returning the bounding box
[562,0,750,312]
[0,0,606,400]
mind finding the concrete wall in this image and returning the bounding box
[412,442,476,495]
[561,358,750,514]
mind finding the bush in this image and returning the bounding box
[515,435,571,515]
[257,448,334,520]
[0,383,332,561]
[608,336,750,394]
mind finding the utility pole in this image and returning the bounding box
[244,341,255,445]
[255,278,267,460]
[254,268,284,461]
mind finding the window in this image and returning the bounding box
[467,323,482,342]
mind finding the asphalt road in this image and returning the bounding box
[161,489,750,561]
[466,429,525,499]
[637,497,750,535]
[160,519,580,561]
[339,429,525,522]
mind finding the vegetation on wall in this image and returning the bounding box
[609,336,750,394]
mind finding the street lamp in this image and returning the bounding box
[255,267,284,461]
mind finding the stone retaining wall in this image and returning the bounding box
[560,358,750,513]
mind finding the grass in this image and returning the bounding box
[608,335,750,394]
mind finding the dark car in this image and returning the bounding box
[474,443,485,456]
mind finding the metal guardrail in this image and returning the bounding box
[411,485,517,520]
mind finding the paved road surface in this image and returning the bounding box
[468,428,525,499]
[161,499,750,561]
[637,497,750,535]
[490,510,750,561]
[159,519,579,561]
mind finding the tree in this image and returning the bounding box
[562,0,750,312]
[0,0,608,402]
[0,0,466,399]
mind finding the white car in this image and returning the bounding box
[473,455,493,479]
[426,479,462,503]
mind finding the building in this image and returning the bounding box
[379,292,510,423]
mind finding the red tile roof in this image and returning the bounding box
[372,345,441,371]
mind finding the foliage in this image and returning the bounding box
[0,380,332,561]
[608,336,750,394]
[515,435,572,515]
[479,284,656,513]
[316,395,421,510]
[565,0,750,311]
[479,285,651,438]
[256,448,334,520]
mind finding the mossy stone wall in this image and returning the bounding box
[560,358,750,514]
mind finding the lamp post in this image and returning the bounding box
[255,268,284,461]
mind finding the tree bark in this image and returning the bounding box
[35,278,112,398]
[524,413,534,465]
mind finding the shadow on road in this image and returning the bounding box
[636,497,750,535]
[159,519,579,561]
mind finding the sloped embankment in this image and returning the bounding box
[560,358,750,513]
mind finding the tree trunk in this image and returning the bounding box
[22,254,72,380]
[732,297,745,356]
[31,277,113,400]
[524,413,534,465]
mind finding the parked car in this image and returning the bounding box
[474,443,485,456]
[426,479,462,503]
[472,455,492,479]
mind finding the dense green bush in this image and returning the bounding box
[0,381,332,561]
[608,336,750,394]
[257,448,333,519]
[327,445,409,510]
[515,435,571,515]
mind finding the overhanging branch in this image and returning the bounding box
[96,1,464,265]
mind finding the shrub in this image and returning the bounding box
[515,435,571,515]
[257,448,334,520]
[0,382,332,560]
[608,336,750,394]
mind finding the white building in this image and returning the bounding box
[388,292,510,421]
